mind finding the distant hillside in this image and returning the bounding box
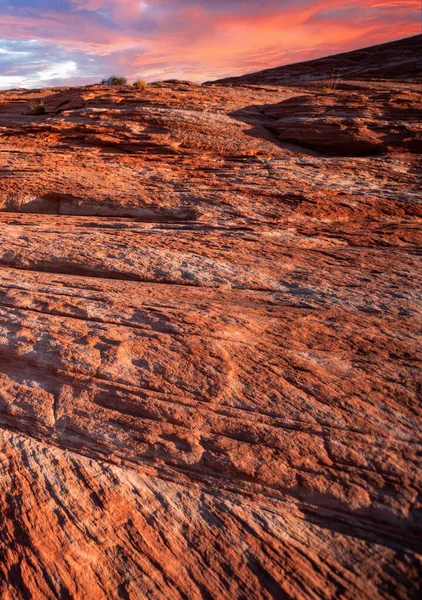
[214,35,422,86]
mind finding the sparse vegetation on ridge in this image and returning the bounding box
[133,79,148,90]
[29,98,45,115]
[101,75,128,86]
[307,70,343,91]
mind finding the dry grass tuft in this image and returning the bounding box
[29,98,45,115]
[133,79,148,90]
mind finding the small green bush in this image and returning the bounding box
[133,79,148,90]
[101,75,127,86]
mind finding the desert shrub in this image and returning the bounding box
[325,71,342,91]
[29,98,45,115]
[101,75,127,86]
[309,70,342,91]
[154,81,165,88]
[133,79,148,90]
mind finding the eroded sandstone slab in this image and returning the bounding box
[0,76,421,599]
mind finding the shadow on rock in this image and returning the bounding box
[230,88,422,157]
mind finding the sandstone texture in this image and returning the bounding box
[216,35,422,86]
[0,40,421,600]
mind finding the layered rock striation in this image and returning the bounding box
[0,72,421,599]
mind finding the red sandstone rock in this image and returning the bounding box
[214,35,422,86]
[261,90,422,156]
[0,43,421,599]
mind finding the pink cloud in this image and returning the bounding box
[0,0,419,87]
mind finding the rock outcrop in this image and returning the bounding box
[260,89,422,156]
[0,73,421,599]
[214,35,422,86]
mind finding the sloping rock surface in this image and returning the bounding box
[215,35,422,86]
[0,79,421,599]
[261,89,422,156]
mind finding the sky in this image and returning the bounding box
[0,0,420,89]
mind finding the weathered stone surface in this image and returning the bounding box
[215,35,422,86]
[0,56,421,599]
[261,90,422,156]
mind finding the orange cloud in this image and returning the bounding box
[0,0,419,87]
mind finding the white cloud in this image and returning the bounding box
[0,74,24,88]
[37,60,78,81]
[0,47,30,56]
[0,54,79,89]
